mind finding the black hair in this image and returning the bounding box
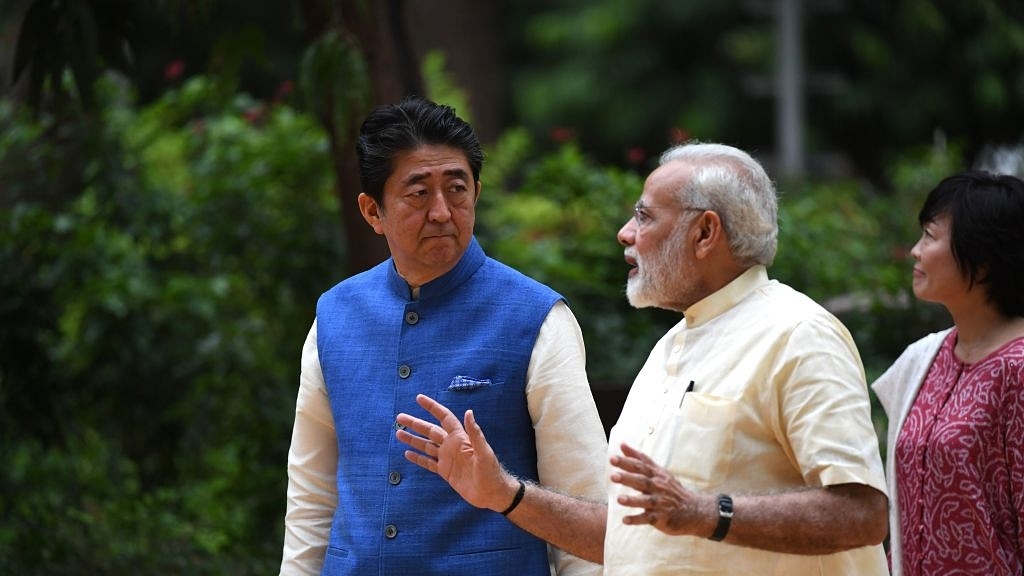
[918,170,1024,317]
[355,96,483,202]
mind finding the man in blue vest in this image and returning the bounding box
[279,96,608,576]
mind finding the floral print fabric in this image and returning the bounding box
[896,331,1024,575]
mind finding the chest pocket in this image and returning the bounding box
[433,374,510,419]
[659,392,739,490]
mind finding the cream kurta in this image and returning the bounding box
[606,266,888,575]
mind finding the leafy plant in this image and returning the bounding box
[0,74,343,574]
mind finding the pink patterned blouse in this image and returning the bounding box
[895,330,1024,575]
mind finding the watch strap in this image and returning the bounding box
[709,494,734,542]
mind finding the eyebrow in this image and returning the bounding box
[402,168,471,187]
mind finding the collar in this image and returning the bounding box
[385,236,486,302]
[683,265,770,328]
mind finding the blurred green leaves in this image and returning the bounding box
[0,73,342,574]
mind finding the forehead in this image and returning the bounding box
[388,144,472,186]
[923,212,952,230]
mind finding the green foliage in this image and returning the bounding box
[0,99,70,206]
[0,26,983,571]
[0,74,343,574]
[478,132,963,389]
[503,0,1024,181]
[299,28,371,141]
[422,50,473,124]
[775,181,898,302]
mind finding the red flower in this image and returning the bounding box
[244,104,266,125]
[275,80,295,100]
[626,147,646,165]
[669,126,691,144]
[549,126,575,143]
[164,60,185,81]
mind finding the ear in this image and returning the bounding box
[357,193,386,235]
[693,210,726,260]
[474,180,482,204]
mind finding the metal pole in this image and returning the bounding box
[776,0,804,177]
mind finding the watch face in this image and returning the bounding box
[718,494,733,514]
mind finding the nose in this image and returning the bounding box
[617,218,636,246]
[426,190,452,222]
[909,238,922,261]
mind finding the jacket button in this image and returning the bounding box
[405,311,419,325]
[398,365,411,378]
[388,471,402,485]
[384,524,398,539]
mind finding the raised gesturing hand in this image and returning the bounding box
[396,394,518,513]
[610,442,709,536]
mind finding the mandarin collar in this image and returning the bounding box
[683,265,770,328]
[385,236,486,302]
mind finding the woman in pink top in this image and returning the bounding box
[872,170,1024,576]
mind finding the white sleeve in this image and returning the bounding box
[280,320,338,575]
[526,301,608,576]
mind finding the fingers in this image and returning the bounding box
[621,510,659,526]
[619,442,653,462]
[396,395,462,450]
[614,442,657,471]
[610,443,662,486]
[610,443,695,535]
[402,448,439,474]
[611,470,655,496]
[395,428,436,455]
[609,442,665,496]
[462,410,491,452]
[617,490,659,509]
[395,412,436,440]
[416,393,464,434]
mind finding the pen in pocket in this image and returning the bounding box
[679,380,695,408]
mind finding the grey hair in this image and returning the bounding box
[660,142,778,266]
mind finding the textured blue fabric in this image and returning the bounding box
[316,238,560,576]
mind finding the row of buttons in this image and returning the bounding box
[387,309,419,540]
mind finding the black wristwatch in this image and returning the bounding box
[709,494,733,542]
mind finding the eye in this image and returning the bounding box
[634,205,651,224]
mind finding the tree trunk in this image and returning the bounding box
[403,0,503,144]
[298,0,424,276]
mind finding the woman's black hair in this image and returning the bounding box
[919,170,1024,317]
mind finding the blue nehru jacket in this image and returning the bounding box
[315,237,561,575]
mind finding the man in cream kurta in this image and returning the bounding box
[391,142,889,575]
[606,265,888,574]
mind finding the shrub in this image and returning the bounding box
[0,74,343,574]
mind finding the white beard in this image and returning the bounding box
[625,241,680,309]
[624,219,698,311]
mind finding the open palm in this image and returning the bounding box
[396,394,514,512]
